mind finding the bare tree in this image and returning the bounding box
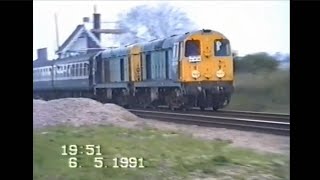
[113,3,197,46]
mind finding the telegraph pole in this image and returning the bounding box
[54,13,60,51]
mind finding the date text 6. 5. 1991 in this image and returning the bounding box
[61,145,102,156]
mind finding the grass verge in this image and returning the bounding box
[34,125,289,180]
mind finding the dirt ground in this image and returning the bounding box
[33,98,290,155]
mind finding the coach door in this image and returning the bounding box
[92,52,104,84]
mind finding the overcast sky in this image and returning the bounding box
[33,0,289,60]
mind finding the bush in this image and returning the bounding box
[235,52,280,73]
[227,70,289,113]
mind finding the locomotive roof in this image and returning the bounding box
[101,47,130,58]
[140,39,166,52]
[99,29,225,57]
[162,29,224,49]
[139,29,224,51]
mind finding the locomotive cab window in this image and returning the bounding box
[185,40,201,57]
[214,39,231,56]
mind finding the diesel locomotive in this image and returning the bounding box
[33,29,235,111]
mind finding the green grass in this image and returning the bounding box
[227,70,290,113]
[34,125,289,180]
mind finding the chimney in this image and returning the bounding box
[37,48,48,61]
[83,17,90,29]
[83,17,90,23]
[93,12,101,41]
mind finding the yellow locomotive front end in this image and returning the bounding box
[179,29,234,110]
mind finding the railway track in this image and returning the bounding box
[128,108,290,136]
[157,106,290,123]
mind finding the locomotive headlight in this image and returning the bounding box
[216,69,225,78]
[192,70,201,78]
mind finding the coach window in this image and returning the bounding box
[59,66,62,77]
[65,65,68,77]
[71,64,75,77]
[79,63,83,76]
[214,39,231,56]
[84,63,87,76]
[39,69,42,80]
[78,63,81,76]
[74,64,77,77]
[61,66,65,77]
[81,63,84,76]
[84,63,88,76]
[83,63,85,76]
[44,68,48,79]
[82,63,86,76]
[75,64,79,77]
[66,65,70,77]
[62,66,65,77]
[185,40,200,57]
[55,66,59,78]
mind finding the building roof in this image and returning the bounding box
[33,59,54,68]
[55,24,102,54]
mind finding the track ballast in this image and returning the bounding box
[128,108,290,136]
